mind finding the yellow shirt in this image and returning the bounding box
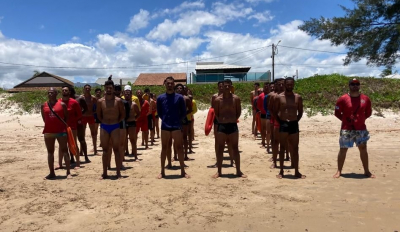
[121,95,141,110]
[187,99,197,120]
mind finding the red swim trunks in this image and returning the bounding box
[136,120,149,133]
[81,115,95,125]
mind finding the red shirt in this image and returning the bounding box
[58,98,82,130]
[257,92,266,114]
[43,101,67,134]
[137,100,149,122]
[335,94,372,130]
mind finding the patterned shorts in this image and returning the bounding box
[339,130,370,148]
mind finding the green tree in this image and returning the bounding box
[299,0,400,68]
[380,66,393,77]
[33,70,41,77]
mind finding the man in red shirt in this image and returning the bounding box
[257,82,270,148]
[136,89,150,149]
[333,78,375,178]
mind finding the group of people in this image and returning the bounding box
[41,75,375,180]
[250,77,375,179]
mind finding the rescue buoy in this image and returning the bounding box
[205,108,215,136]
[256,112,261,132]
[67,127,78,157]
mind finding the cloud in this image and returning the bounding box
[248,11,274,24]
[0,30,4,39]
[245,0,275,3]
[69,36,80,43]
[127,9,150,33]
[162,1,205,15]
[0,16,4,24]
[89,29,96,34]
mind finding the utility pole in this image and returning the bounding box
[271,43,275,82]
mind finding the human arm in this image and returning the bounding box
[96,99,103,122]
[257,94,263,112]
[365,96,372,118]
[273,95,281,121]
[134,104,140,120]
[334,97,343,120]
[186,97,192,115]
[41,104,45,122]
[235,96,242,120]
[297,95,303,121]
[118,99,125,122]
[192,100,197,115]
[79,97,88,115]
[74,101,83,120]
[264,95,268,113]
[61,102,68,123]
[156,97,163,118]
[250,91,254,105]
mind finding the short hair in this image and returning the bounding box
[144,88,150,93]
[105,75,114,86]
[114,84,121,91]
[254,82,260,86]
[95,88,101,92]
[70,87,76,96]
[175,83,184,90]
[149,93,154,98]
[223,79,231,84]
[83,84,91,88]
[275,78,284,82]
[61,85,71,91]
[164,76,174,82]
[264,82,269,86]
[217,81,224,85]
[284,77,295,83]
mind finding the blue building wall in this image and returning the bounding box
[193,72,270,83]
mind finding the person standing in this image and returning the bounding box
[157,76,190,179]
[41,87,71,179]
[81,85,99,156]
[124,87,140,160]
[250,83,260,135]
[333,78,375,178]
[136,89,150,149]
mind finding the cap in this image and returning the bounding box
[124,85,131,91]
[348,78,360,84]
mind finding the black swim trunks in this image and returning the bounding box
[119,120,126,129]
[217,123,239,135]
[126,121,136,128]
[182,117,189,126]
[261,114,267,119]
[213,117,218,125]
[161,127,181,132]
[279,120,299,134]
[147,114,154,130]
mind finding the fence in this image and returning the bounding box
[193,72,271,83]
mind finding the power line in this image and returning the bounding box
[279,45,347,54]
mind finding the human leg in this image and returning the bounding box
[288,133,305,178]
[111,128,122,178]
[44,136,56,179]
[333,148,348,178]
[182,125,189,160]
[277,132,288,179]
[128,127,138,160]
[57,136,71,178]
[358,144,375,178]
[172,130,190,178]
[260,118,267,147]
[265,119,271,153]
[100,128,111,179]
[89,123,98,155]
[77,124,89,162]
[213,131,227,178]
[158,130,171,179]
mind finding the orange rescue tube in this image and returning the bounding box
[256,112,261,132]
[67,127,78,157]
[205,108,215,136]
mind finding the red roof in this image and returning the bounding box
[134,73,187,86]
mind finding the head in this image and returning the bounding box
[144,88,150,94]
[187,88,193,96]
[217,81,224,93]
[114,84,122,97]
[136,89,143,99]
[104,75,114,96]
[153,93,157,100]
[95,88,102,98]
[284,77,295,92]
[188,95,193,101]
[183,85,188,95]
[61,85,72,98]
[348,78,360,92]
[123,85,132,99]
[83,84,91,95]
[275,78,285,93]
[223,79,232,93]
[263,82,269,93]
[254,82,260,90]
[47,87,58,100]
[149,93,154,100]
[164,76,175,93]
[269,83,275,92]
[175,84,184,94]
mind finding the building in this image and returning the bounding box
[193,62,270,83]
[133,73,187,86]
[8,71,74,93]
[95,78,134,87]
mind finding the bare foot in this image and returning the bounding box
[44,174,56,180]
[270,163,277,169]
[365,172,376,178]
[268,157,274,162]
[333,170,341,178]
[276,171,284,179]
[54,166,63,170]
[74,166,80,170]
[260,145,265,148]
[237,172,247,178]
[181,173,190,179]
[212,172,220,179]
[100,174,108,180]
[66,174,73,179]
[295,172,306,179]
[116,174,122,179]
[157,173,165,179]
[145,147,152,150]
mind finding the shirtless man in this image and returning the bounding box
[213,79,246,178]
[148,93,157,145]
[257,82,270,148]
[57,86,82,169]
[182,85,193,160]
[273,77,305,179]
[114,84,130,168]
[157,76,190,179]
[41,87,71,179]
[333,78,375,178]
[268,78,285,168]
[124,86,140,160]
[153,94,160,139]
[97,77,125,179]
[81,85,98,156]
[94,88,102,149]
[70,88,90,163]
[250,83,260,135]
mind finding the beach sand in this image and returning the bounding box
[0,107,399,231]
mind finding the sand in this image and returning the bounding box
[0,107,400,232]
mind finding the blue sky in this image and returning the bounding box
[0,0,396,88]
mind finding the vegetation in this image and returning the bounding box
[299,0,400,69]
[3,74,400,115]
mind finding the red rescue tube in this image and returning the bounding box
[256,112,261,132]
[205,108,215,136]
[67,127,78,157]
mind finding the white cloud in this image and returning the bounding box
[245,0,275,3]
[127,9,150,33]
[0,30,4,39]
[0,16,4,24]
[162,1,205,15]
[248,11,274,24]
[89,29,96,34]
[70,36,80,42]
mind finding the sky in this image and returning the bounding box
[0,0,398,88]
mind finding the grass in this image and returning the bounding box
[3,73,400,115]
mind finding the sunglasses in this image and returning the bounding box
[350,83,360,86]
